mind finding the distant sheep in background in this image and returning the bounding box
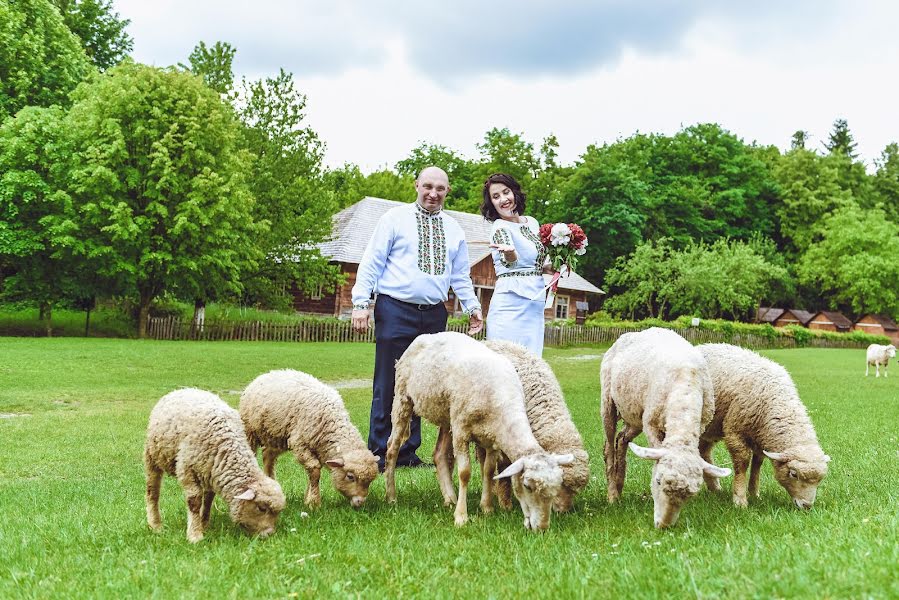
[144,388,285,543]
[239,369,379,509]
[699,343,830,509]
[865,343,896,377]
[601,327,730,528]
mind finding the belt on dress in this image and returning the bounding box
[382,295,443,311]
[497,270,542,278]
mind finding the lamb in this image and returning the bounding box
[698,343,831,509]
[600,327,731,528]
[384,331,574,531]
[239,369,379,509]
[480,339,589,512]
[865,343,896,377]
[144,388,286,543]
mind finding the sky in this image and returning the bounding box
[113,1,899,173]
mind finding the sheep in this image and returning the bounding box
[698,343,831,509]
[239,369,379,509]
[480,339,589,513]
[865,343,896,377]
[144,388,286,543]
[384,331,574,531]
[600,327,731,528]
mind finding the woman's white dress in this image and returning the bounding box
[486,216,547,356]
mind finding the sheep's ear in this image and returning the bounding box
[763,450,789,463]
[628,442,666,461]
[235,488,256,501]
[494,458,525,480]
[702,461,731,478]
[553,453,575,466]
[326,459,345,468]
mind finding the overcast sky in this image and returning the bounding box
[114,1,899,172]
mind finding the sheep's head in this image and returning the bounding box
[629,442,731,528]
[763,448,830,509]
[887,345,897,359]
[229,476,286,538]
[495,453,574,531]
[554,448,590,512]
[326,449,380,508]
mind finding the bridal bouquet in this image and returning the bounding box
[537,223,589,308]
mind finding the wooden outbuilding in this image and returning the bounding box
[852,314,899,345]
[757,307,785,324]
[771,309,815,328]
[290,197,605,319]
[807,311,853,333]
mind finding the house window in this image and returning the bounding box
[310,284,324,300]
[555,295,570,319]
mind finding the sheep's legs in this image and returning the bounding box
[611,425,641,501]
[725,440,752,508]
[385,394,414,503]
[699,438,722,492]
[145,462,163,531]
[434,427,456,506]
[479,448,497,514]
[304,467,322,508]
[601,395,621,502]
[453,438,471,527]
[199,491,215,527]
[182,481,206,543]
[748,452,764,498]
[262,447,282,478]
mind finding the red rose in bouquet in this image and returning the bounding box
[536,222,589,307]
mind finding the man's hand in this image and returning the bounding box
[468,309,484,335]
[352,308,371,333]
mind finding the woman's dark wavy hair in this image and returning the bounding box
[480,173,526,222]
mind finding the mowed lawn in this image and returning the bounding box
[0,338,896,599]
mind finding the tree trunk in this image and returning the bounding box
[84,307,92,337]
[192,299,206,336]
[138,292,152,339]
[40,301,53,337]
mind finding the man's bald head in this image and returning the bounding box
[415,166,451,213]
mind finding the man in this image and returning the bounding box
[351,166,483,470]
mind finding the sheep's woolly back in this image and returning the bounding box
[602,327,713,444]
[698,344,823,456]
[484,340,589,494]
[396,332,538,459]
[145,388,266,500]
[239,370,378,483]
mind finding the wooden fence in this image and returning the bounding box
[147,316,873,350]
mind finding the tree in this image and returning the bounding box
[55,63,264,337]
[602,239,675,319]
[51,0,132,70]
[183,40,236,95]
[0,0,92,121]
[791,130,809,150]
[235,68,342,308]
[797,204,899,316]
[824,118,858,159]
[872,142,899,223]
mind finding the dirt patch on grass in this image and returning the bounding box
[556,353,604,361]
[330,379,372,390]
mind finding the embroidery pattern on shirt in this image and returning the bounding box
[416,206,447,275]
[492,227,515,267]
[520,222,547,269]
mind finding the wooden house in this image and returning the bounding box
[807,311,853,333]
[852,314,899,345]
[290,197,604,319]
[771,309,815,328]
[756,307,785,325]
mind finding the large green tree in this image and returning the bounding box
[797,204,899,316]
[54,62,263,336]
[873,142,899,223]
[183,40,236,95]
[51,0,132,70]
[0,0,92,121]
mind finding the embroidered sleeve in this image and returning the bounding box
[492,227,515,267]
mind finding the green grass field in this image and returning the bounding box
[0,338,896,599]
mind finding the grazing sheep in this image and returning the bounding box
[239,369,379,509]
[698,343,831,509]
[865,343,896,377]
[144,388,286,543]
[481,339,589,512]
[385,331,573,531]
[601,327,731,528]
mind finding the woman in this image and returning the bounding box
[481,173,549,356]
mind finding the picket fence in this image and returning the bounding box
[146,316,872,350]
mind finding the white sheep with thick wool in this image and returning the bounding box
[698,343,830,509]
[600,327,731,528]
[481,340,590,513]
[385,332,573,531]
[865,343,896,377]
[144,388,286,543]
[239,369,379,509]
